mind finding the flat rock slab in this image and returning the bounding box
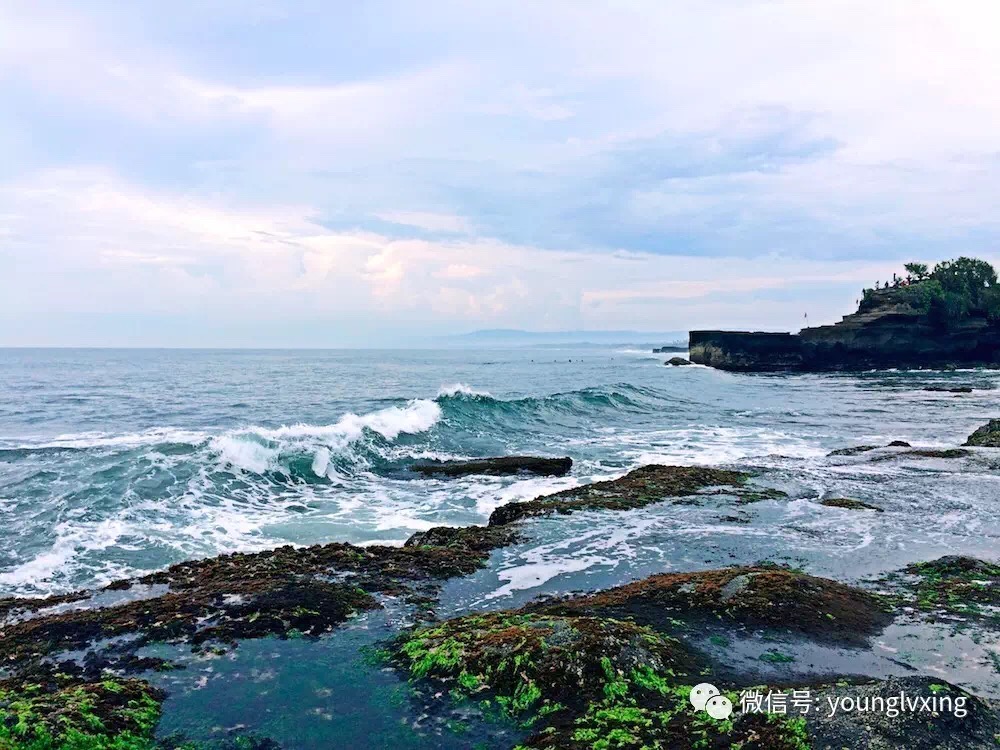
[410,455,572,477]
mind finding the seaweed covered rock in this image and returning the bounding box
[820,498,884,512]
[886,556,1000,619]
[404,524,520,553]
[488,465,758,526]
[964,419,1000,447]
[395,611,819,750]
[537,567,892,645]
[665,357,692,366]
[395,612,697,719]
[0,540,513,670]
[411,456,573,477]
[0,676,162,748]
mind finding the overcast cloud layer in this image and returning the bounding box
[2,0,999,346]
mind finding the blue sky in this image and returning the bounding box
[2,0,999,346]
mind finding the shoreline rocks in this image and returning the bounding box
[487,465,762,526]
[964,419,1000,447]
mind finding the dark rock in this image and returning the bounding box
[652,345,688,353]
[828,444,879,456]
[924,385,974,393]
[665,356,692,366]
[689,290,1000,371]
[897,448,970,459]
[533,566,892,646]
[964,419,1000,447]
[410,455,572,477]
[887,440,912,447]
[808,676,1000,750]
[821,497,884,512]
[487,464,758,526]
[403,524,519,552]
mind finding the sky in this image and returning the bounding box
[2,0,1000,347]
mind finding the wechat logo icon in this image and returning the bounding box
[690,683,733,720]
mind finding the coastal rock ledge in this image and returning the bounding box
[690,259,1000,371]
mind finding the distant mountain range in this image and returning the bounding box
[442,329,687,348]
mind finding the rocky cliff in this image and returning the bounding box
[690,294,1000,371]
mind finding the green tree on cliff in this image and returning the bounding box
[903,262,929,280]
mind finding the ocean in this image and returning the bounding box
[6,346,1000,748]
[2,346,998,608]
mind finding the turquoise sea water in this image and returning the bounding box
[2,346,999,602]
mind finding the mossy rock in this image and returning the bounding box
[395,612,697,719]
[536,568,892,645]
[0,677,162,749]
[396,611,813,750]
[488,466,759,526]
[964,419,1000,447]
[889,556,1000,618]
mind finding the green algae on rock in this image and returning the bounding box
[488,465,765,526]
[535,567,892,646]
[964,419,1000,447]
[0,539,513,671]
[394,612,697,720]
[0,677,162,750]
[884,556,1000,619]
[394,610,814,750]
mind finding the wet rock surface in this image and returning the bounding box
[488,465,762,526]
[880,555,1000,621]
[665,357,692,366]
[410,456,573,477]
[531,567,892,646]
[965,419,1000,447]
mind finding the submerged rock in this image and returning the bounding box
[410,455,573,477]
[964,419,1000,447]
[665,357,692,366]
[538,567,892,646]
[487,465,758,526]
[820,497,884,512]
[924,385,974,393]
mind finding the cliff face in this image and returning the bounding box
[690,306,1000,372]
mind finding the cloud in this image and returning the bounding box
[2,1,1000,343]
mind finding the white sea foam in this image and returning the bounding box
[210,399,442,474]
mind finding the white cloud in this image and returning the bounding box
[0,168,939,342]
